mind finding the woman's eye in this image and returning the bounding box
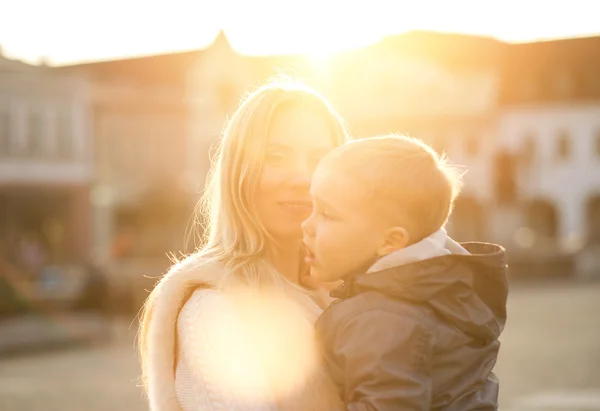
[265,152,285,163]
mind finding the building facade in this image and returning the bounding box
[62,51,196,262]
[328,32,506,243]
[0,54,93,265]
[47,31,600,268]
[493,36,600,251]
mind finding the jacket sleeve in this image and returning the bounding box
[328,309,433,411]
[176,289,278,411]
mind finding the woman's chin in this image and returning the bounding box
[267,226,304,243]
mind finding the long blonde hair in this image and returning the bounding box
[138,77,349,392]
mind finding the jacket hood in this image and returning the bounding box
[332,242,508,341]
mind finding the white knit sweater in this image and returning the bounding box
[144,255,343,411]
[174,289,277,411]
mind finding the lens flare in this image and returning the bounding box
[186,288,319,402]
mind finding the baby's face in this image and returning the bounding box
[302,164,392,282]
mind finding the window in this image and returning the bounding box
[586,196,600,240]
[493,151,517,205]
[527,199,559,239]
[27,110,44,157]
[556,130,571,162]
[56,111,72,159]
[521,132,536,165]
[0,107,9,156]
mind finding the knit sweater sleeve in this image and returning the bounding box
[175,289,278,411]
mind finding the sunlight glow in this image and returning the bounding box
[187,288,319,402]
[1,0,600,64]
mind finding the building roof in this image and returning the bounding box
[500,35,600,104]
[51,30,600,105]
[56,49,202,87]
[505,35,600,68]
[54,30,508,87]
[373,30,508,70]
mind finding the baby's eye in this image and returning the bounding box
[319,210,331,220]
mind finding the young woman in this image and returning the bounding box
[139,78,349,411]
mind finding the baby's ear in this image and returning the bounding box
[377,226,409,256]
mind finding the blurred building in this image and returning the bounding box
[495,36,600,251]
[0,53,92,267]
[328,32,507,243]
[327,32,600,255]
[185,31,316,193]
[47,30,600,268]
[60,32,316,264]
[59,49,197,263]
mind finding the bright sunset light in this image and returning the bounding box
[1,0,599,64]
[2,0,600,410]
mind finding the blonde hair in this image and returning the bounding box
[138,77,348,391]
[320,134,463,243]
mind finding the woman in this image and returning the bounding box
[139,78,349,411]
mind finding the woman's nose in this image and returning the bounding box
[287,157,314,188]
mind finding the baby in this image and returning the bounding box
[302,134,508,410]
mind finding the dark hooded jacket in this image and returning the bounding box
[315,243,508,411]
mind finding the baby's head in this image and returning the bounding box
[302,134,462,282]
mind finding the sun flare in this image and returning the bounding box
[187,288,320,402]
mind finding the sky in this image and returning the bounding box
[0,0,598,65]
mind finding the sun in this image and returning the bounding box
[224,1,390,59]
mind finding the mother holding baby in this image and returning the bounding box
[138,77,507,411]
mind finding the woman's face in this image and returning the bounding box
[255,105,337,241]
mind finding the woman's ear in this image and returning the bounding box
[376,226,409,256]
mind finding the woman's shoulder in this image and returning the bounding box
[179,288,230,321]
[152,252,226,302]
[163,251,222,283]
[177,288,242,334]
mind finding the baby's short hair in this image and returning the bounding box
[320,134,463,243]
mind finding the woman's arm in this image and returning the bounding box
[176,289,278,411]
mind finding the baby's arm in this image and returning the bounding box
[329,309,434,411]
